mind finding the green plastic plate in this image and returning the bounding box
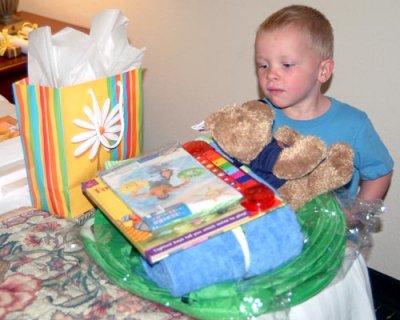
[82,193,346,320]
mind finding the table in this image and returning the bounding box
[0,204,376,320]
[0,207,193,320]
[0,11,88,103]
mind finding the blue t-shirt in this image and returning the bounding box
[262,97,394,198]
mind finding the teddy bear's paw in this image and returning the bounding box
[320,143,354,187]
[274,125,301,146]
[277,182,310,211]
[290,143,354,206]
[274,136,327,179]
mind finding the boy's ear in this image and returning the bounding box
[318,59,334,83]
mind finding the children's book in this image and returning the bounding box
[100,144,244,229]
[82,142,284,264]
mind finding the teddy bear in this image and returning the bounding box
[204,100,354,210]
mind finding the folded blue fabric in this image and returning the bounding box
[141,204,304,297]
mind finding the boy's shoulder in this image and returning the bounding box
[330,97,369,121]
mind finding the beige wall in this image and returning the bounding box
[19,0,400,280]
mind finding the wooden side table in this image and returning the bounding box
[0,11,88,103]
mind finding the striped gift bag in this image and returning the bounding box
[12,69,143,218]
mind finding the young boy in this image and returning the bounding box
[255,5,393,205]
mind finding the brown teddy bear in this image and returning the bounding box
[205,100,354,210]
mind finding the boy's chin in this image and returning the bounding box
[264,96,288,109]
[268,100,290,110]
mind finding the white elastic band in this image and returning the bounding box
[232,227,251,273]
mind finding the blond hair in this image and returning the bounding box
[257,5,334,60]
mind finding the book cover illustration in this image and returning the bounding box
[100,145,243,231]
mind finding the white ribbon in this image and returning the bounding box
[232,227,251,273]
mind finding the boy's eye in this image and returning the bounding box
[258,64,268,69]
[283,63,294,68]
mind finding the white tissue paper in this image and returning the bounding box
[27,9,146,87]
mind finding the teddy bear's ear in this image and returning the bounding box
[204,105,236,146]
[242,100,275,119]
[241,100,275,134]
[205,101,274,164]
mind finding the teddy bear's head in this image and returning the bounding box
[205,100,274,164]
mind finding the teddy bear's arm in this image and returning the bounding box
[273,136,327,179]
[273,126,301,146]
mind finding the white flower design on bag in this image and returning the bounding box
[71,82,124,160]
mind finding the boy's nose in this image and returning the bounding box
[267,68,279,80]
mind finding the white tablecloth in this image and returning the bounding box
[258,251,375,320]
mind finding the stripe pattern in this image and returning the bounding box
[13,69,143,218]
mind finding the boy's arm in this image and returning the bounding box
[358,171,393,201]
[345,171,393,227]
